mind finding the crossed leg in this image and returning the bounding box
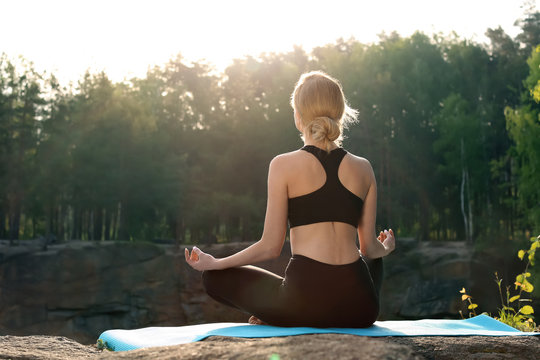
[202,256,383,326]
[202,265,287,323]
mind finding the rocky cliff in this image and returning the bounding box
[0,239,534,344]
[0,240,289,344]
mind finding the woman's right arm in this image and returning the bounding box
[185,154,288,271]
[357,159,395,259]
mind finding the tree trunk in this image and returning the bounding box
[93,207,103,241]
[73,207,82,240]
[87,210,93,240]
[179,217,186,243]
[418,191,430,242]
[110,208,117,240]
[51,205,56,237]
[32,215,36,239]
[460,167,469,242]
[171,213,183,244]
[56,205,60,240]
[104,208,111,240]
[47,204,53,238]
[8,195,21,244]
[112,203,121,240]
[58,204,65,241]
[0,206,5,238]
[118,201,128,241]
[460,139,471,243]
[466,168,473,243]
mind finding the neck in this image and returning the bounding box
[303,136,338,151]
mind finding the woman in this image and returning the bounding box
[185,70,395,328]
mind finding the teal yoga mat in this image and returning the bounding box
[98,315,540,352]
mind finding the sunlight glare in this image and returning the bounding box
[0,0,527,85]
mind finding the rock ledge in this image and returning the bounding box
[1,334,539,360]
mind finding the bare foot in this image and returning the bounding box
[248,316,268,325]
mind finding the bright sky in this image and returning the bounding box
[0,0,534,85]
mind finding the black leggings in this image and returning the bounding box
[202,254,383,328]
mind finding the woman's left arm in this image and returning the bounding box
[185,155,289,271]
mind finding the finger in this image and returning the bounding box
[184,248,190,262]
[191,247,200,260]
[390,229,394,237]
[384,235,395,249]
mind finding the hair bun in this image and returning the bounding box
[307,116,340,150]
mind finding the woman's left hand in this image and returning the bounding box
[184,246,219,271]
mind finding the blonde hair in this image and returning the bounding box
[290,71,358,152]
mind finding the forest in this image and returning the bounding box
[1,12,539,246]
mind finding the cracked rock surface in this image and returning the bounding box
[1,334,539,360]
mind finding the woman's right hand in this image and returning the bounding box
[377,229,395,256]
[184,246,219,271]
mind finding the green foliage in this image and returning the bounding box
[0,10,539,243]
[458,287,478,318]
[505,45,540,233]
[96,339,113,351]
[460,235,540,332]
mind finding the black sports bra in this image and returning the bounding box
[288,145,364,228]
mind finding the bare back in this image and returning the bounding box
[282,148,373,265]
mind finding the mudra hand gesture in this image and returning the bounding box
[377,229,395,256]
[184,246,218,271]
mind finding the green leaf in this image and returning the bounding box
[468,303,478,310]
[529,252,536,266]
[520,305,534,315]
[518,250,526,260]
[522,280,534,293]
[509,295,520,303]
[503,305,515,312]
[531,241,539,251]
[516,274,525,283]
